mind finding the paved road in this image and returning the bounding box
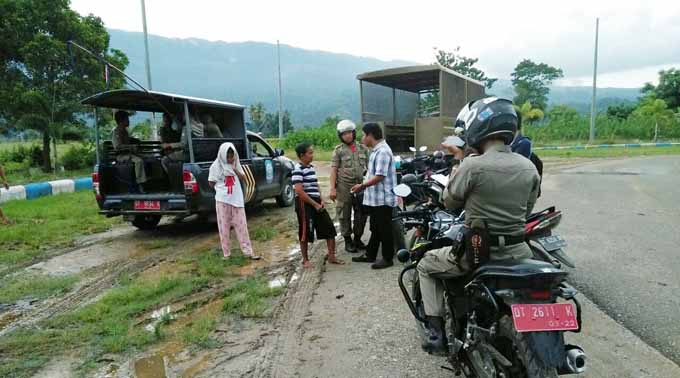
[540,155,680,365]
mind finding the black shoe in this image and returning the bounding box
[422,316,448,355]
[354,238,367,250]
[344,237,357,253]
[351,255,375,263]
[370,259,393,269]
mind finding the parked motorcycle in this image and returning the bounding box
[392,183,586,377]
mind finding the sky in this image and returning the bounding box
[70,0,680,88]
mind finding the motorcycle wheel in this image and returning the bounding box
[493,315,558,378]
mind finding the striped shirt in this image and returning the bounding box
[291,162,321,199]
[363,140,397,207]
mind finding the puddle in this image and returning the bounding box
[134,354,168,378]
[268,276,287,289]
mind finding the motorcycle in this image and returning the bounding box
[392,183,586,377]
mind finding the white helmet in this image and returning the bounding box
[336,119,356,134]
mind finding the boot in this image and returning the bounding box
[422,316,448,355]
[344,236,357,253]
[354,237,367,250]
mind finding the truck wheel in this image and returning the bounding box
[276,181,294,207]
[131,214,162,230]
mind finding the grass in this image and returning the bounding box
[180,314,219,348]
[222,277,284,318]
[251,226,276,242]
[0,274,78,303]
[0,275,204,377]
[0,191,119,273]
[536,145,680,158]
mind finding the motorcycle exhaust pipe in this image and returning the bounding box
[560,345,587,374]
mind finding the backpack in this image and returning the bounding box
[529,152,543,198]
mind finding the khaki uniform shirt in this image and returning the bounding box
[444,144,540,237]
[331,143,369,187]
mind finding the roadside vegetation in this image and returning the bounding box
[0,191,119,274]
[0,246,285,378]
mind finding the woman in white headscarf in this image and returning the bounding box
[209,143,260,260]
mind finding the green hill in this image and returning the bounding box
[109,29,642,126]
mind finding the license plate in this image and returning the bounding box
[537,235,567,252]
[511,303,578,332]
[134,200,161,210]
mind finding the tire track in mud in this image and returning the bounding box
[249,241,329,378]
[0,227,211,337]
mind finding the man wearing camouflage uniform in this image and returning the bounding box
[418,98,540,354]
[330,120,369,253]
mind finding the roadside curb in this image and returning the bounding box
[0,177,92,204]
[534,142,680,151]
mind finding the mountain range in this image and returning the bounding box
[108,29,642,126]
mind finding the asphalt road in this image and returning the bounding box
[540,155,680,365]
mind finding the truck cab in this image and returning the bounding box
[82,90,294,229]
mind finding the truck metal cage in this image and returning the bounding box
[357,65,486,153]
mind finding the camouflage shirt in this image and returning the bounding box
[331,142,369,186]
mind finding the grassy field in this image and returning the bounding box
[0,191,119,273]
[536,145,680,158]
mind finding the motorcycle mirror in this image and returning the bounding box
[431,174,448,187]
[454,126,465,135]
[396,249,411,263]
[409,146,417,152]
[419,146,428,152]
[393,184,412,198]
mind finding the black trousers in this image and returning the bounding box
[365,205,395,261]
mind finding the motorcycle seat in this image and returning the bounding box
[473,259,562,279]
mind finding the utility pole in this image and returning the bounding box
[141,0,156,138]
[277,40,284,139]
[589,17,599,143]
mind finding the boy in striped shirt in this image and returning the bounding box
[292,143,342,268]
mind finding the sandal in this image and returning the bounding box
[327,255,345,265]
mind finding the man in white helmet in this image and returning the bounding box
[330,119,369,253]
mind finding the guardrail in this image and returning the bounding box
[0,177,93,204]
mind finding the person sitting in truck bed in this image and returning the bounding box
[160,112,185,173]
[201,114,224,138]
[112,110,147,192]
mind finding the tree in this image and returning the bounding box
[511,59,564,110]
[248,102,266,131]
[434,48,497,89]
[247,103,293,137]
[420,48,497,114]
[515,102,544,124]
[633,96,676,141]
[0,0,128,171]
[641,68,680,110]
[606,103,636,120]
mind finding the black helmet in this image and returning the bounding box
[455,97,517,149]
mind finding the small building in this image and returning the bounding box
[357,64,486,153]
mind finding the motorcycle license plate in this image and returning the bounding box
[537,235,567,252]
[134,200,161,210]
[511,303,578,332]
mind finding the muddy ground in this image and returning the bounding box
[3,158,679,377]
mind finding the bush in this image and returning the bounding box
[0,144,43,167]
[281,116,363,150]
[62,144,96,170]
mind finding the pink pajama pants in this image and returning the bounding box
[215,201,253,257]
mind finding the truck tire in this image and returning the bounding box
[276,180,294,207]
[131,214,162,230]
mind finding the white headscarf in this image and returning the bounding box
[213,142,244,177]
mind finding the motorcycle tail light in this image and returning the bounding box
[530,212,562,233]
[528,290,552,300]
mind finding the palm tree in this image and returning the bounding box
[634,97,675,141]
[515,101,545,124]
